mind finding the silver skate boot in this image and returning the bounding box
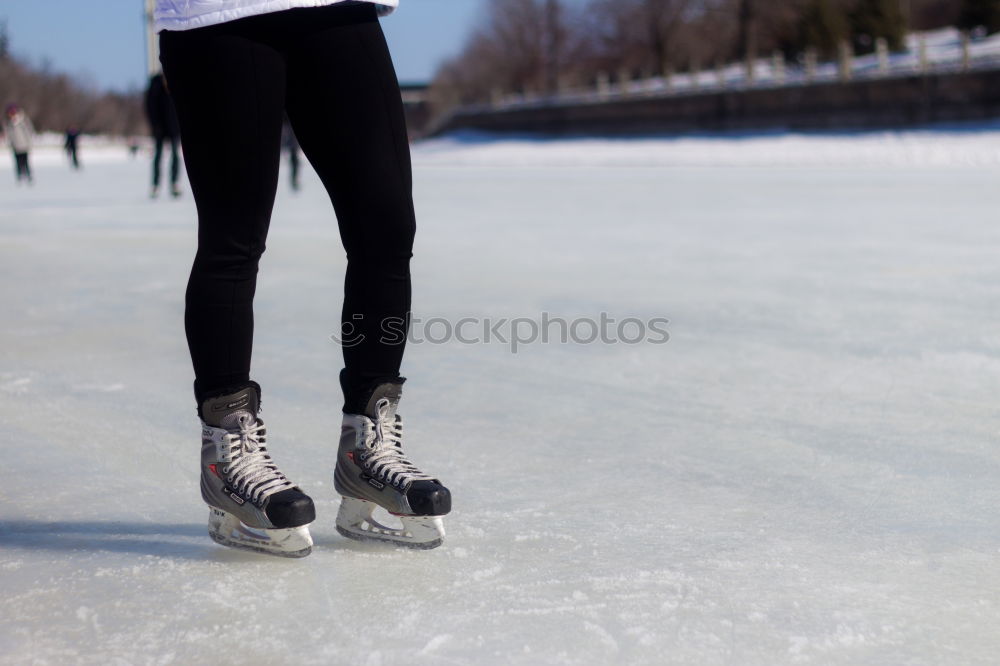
[334,381,451,549]
[200,382,315,557]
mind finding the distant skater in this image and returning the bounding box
[282,119,301,191]
[4,104,34,184]
[144,73,182,198]
[155,0,450,558]
[65,126,81,169]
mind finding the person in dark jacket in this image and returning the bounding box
[145,73,182,198]
[64,126,81,169]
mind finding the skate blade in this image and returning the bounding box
[208,508,313,558]
[336,497,445,550]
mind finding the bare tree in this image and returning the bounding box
[0,52,143,136]
[428,0,957,119]
[643,0,698,73]
[431,0,579,113]
[909,0,960,29]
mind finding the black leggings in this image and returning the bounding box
[13,152,31,182]
[159,3,415,411]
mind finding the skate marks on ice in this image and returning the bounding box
[0,373,33,395]
[4,145,1000,662]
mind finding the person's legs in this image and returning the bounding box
[13,152,25,181]
[160,20,315,558]
[288,146,299,191]
[169,135,181,193]
[271,3,449,549]
[151,135,164,191]
[159,23,286,402]
[283,3,416,412]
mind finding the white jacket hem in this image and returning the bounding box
[154,0,396,33]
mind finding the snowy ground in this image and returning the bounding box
[2,128,1000,665]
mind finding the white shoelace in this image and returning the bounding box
[359,398,434,490]
[222,414,294,505]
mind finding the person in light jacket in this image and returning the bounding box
[4,104,34,184]
[155,0,451,557]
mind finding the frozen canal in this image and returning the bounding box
[2,130,1000,664]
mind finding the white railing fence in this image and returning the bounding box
[464,29,1000,116]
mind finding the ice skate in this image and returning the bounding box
[334,381,451,549]
[200,382,315,557]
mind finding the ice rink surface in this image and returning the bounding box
[2,128,1000,664]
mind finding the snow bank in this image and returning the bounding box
[416,124,1000,168]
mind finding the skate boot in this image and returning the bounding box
[200,382,315,557]
[334,381,451,549]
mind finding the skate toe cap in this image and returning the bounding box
[265,488,316,528]
[406,480,451,516]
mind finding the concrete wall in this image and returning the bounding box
[433,69,1000,136]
